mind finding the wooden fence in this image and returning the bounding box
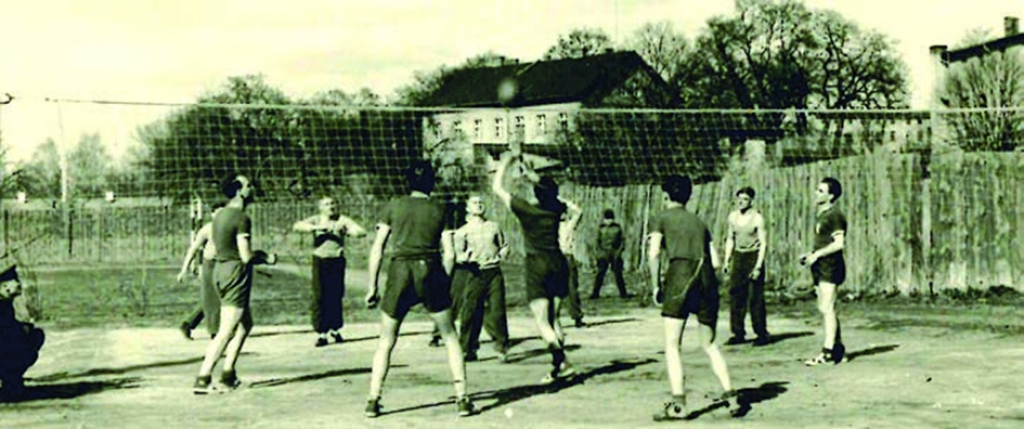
[0,150,1021,295]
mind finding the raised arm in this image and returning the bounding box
[491,154,515,208]
[562,198,583,230]
[339,215,368,238]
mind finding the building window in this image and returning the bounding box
[452,120,463,139]
[514,115,526,140]
[535,114,547,136]
[494,117,505,140]
[558,112,569,131]
[473,119,482,140]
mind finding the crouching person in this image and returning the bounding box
[0,264,44,400]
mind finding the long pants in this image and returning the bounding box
[728,251,768,339]
[181,258,220,337]
[0,325,44,387]
[311,256,346,333]
[592,253,627,298]
[459,266,509,354]
[564,256,583,321]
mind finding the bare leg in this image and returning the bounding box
[698,323,732,392]
[817,282,838,350]
[429,309,467,398]
[662,317,686,396]
[368,312,402,400]
[198,305,243,377]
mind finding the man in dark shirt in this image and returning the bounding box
[0,264,44,400]
[492,152,575,385]
[591,209,630,299]
[648,175,740,421]
[800,177,848,366]
[363,161,475,418]
[193,174,277,394]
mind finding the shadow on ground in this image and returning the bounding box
[1,377,141,404]
[377,357,658,417]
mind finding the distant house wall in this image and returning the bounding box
[424,103,582,149]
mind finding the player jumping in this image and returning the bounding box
[492,152,575,384]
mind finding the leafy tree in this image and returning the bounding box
[674,0,908,110]
[21,138,62,199]
[67,133,110,199]
[542,28,614,60]
[940,29,1024,151]
[626,21,689,83]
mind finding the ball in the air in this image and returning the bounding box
[504,408,514,418]
[497,78,518,103]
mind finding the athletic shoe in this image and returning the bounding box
[331,332,344,344]
[831,344,846,364]
[427,336,443,348]
[364,398,382,418]
[218,371,242,390]
[192,376,213,395]
[541,362,577,384]
[574,319,587,328]
[456,397,476,417]
[315,336,328,347]
[464,351,478,362]
[725,336,746,346]
[652,400,687,421]
[711,390,743,416]
[179,323,193,341]
[752,336,771,347]
[804,352,831,366]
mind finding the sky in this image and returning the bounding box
[0,0,1021,164]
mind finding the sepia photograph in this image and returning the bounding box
[0,0,1022,427]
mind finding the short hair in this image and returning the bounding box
[220,174,247,199]
[821,177,842,202]
[662,175,692,204]
[405,160,436,194]
[736,186,755,199]
[534,175,565,212]
[603,209,615,220]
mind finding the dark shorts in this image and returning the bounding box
[661,259,719,327]
[524,250,569,301]
[811,254,846,286]
[214,260,253,308]
[380,258,452,320]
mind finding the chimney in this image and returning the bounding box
[1005,16,1019,37]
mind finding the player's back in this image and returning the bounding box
[654,207,711,261]
[383,196,447,260]
[212,207,250,262]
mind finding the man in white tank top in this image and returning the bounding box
[723,187,770,346]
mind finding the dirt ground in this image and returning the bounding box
[4,304,1024,429]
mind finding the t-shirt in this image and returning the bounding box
[212,207,251,262]
[510,196,564,254]
[814,205,847,254]
[380,196,449,260]
[651,206,713,262]
[455,218,504,269]
[729,210,762,253]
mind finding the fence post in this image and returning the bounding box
[3,209,8,251]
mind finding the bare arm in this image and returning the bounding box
[754,213,767,270]
[341,216,368,238]
[293,215,324,233]
[647,233,663,302]
[365,224,391,305]
[491,155,515,208]
[441,230,456,275]
[813,231,845,259]
[723,213,736,268]
[496,227,510,260]
[562,198,583,230]
[177,226,208,282]
[236,232,253,265]
[454,229,471,263]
